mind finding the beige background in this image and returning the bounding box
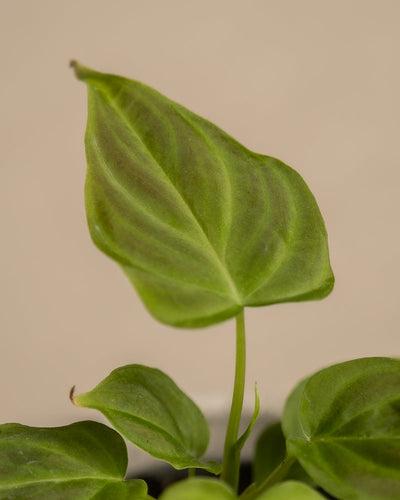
[1,0,400,467]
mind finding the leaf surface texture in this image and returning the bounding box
[73,62,334,327]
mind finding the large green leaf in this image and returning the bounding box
[72,61,334,328]
[0,421,148,499]
[159,478,236,500]
[74,364,220,474]
[282,357,400,500]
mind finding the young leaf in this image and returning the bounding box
[72,61,334,328]
[234,383,260,453]
[253,422,314,486]
[90,480,151,500]
[253,480,325,500]
[0,421,148,499]
[73,364,220,474]
[160,478,323,500]
[158,477,236,500]
[282,357,400,500]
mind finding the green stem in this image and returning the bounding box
[221,309,246,492]
[239,456,297,500]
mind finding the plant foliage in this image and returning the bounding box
[0,421,148,499]
[282,357,400,500]
[0,62,396,500]
[71,61,333,328]
[73,364,220,474]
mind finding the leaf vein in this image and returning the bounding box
[108,85,242,304]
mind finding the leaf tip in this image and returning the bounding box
[69,385,82,407]
[69,59,80,76]
[70,60,94,82]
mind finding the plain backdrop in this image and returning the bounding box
[1,0,400,468]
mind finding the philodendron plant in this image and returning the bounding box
[1,63,399,500]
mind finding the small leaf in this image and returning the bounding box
[254,481,325,500]
[0,421,148,499]
[253,422,314,486]
[72,61,334,328]
[74,364,220,474]
[91,480,151,499]
[282,357,400,500]
[235,384,260,453]
[159,477,236,500]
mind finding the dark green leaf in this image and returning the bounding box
[74,364,220,474]
[282,357,400,500]
[0,421,148,499]
[72,61,334,328]
[253,422,314,486]
[159,477,236,500]
[254,481,325,500]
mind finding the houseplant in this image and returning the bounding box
[0,62,399,500]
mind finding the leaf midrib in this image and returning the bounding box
[109,372,189,447]
[172,104,234,257]
[310,435,400,443]
[99,406,198,459]
[90,143,240,302]
[305,371,400,438]
[0,440,117,477]
[101,84,242,305]
[0,476,120,490]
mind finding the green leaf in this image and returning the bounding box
[74,364,220,474]
[158,478,322,500]
[253,481,325,500]
[282,357,400,500]
[0,421,148,499]
[72,61,334,328]
[159,477,236,500]
[253,422,314,486]
[235,383,260,453]
[90,480,150,500]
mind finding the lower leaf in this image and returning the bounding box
[253,480,325,500]
[0,421,147,499]
[282,357,400,500]
[91,480,150,499]
[73,364,221,474]
[159,477,236,500]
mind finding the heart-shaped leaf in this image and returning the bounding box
[255,481,325,500]
[159,477,236,500]
[282,357,400,500]
[0,421,148,499]
[73,364,220,474]
[72,61,334,328]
